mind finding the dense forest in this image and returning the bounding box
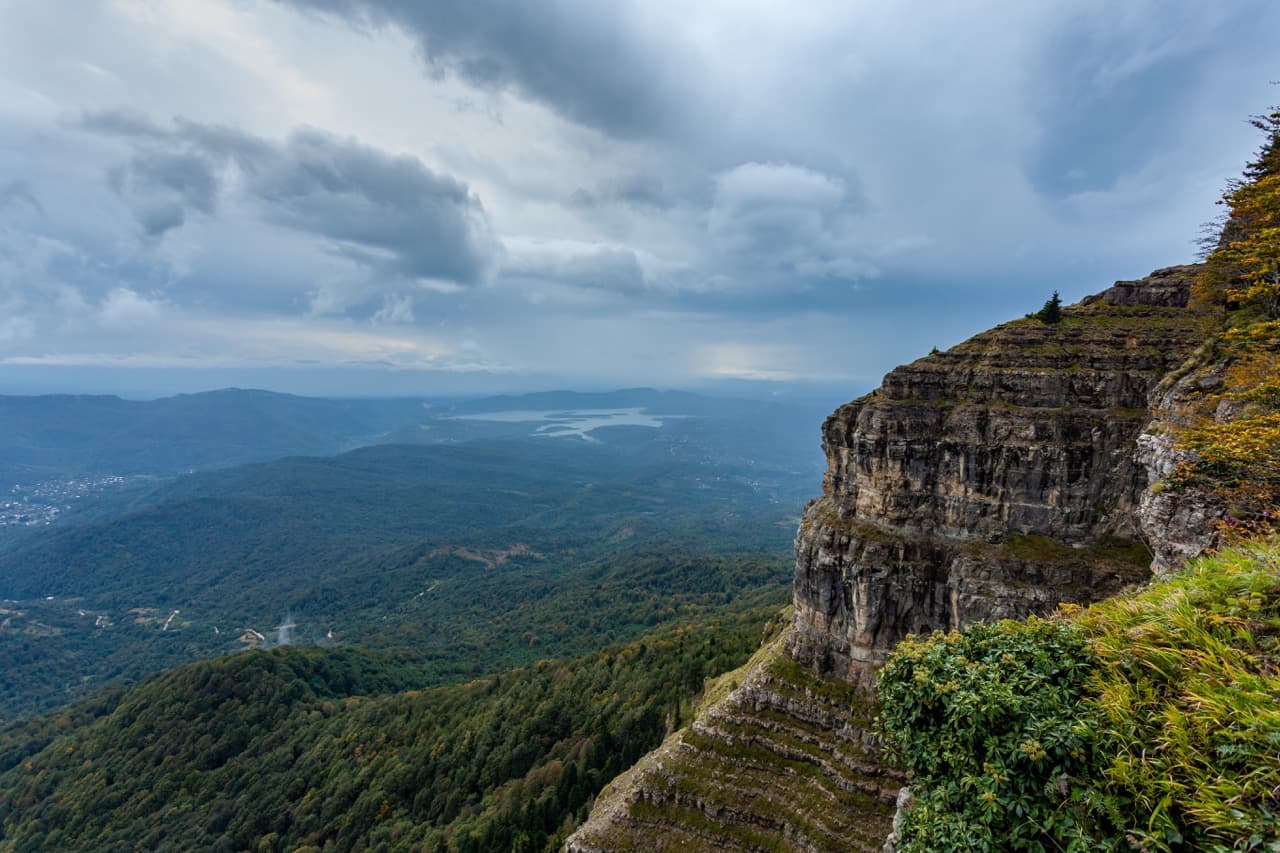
[0,604,788,852]
[0,436,798,719]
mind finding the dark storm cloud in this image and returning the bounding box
[251,128,499,284]
[80,110,499,284]
[277,0,699,138]
[107,150,220,235]
[78,107,169,140]
[1027,22,1212,197]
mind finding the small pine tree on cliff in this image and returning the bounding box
[1035,291,1063,324]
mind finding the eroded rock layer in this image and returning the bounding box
[567,624,898,852]
[790,265,1204,681]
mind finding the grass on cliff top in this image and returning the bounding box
[1076,539,1280,850]
[879,539,1280,852]
[695,607,791,715]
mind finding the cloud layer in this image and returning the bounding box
[0,0,1277,394]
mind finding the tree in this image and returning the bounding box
[1195,102,1280,315]
[1034,291,1062,324]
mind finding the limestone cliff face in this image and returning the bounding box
[567,268,1210,851]
[789,266,1204,681]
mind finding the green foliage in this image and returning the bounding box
[1196,104,1280,317]
[1079,541,1280,851]
[877,618,1105,851]
[0,606,781,852]
[877,541,1280,852]
[1034,291,1064,325]
[1170,103,1280,538]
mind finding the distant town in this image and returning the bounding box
[1,475,148,527]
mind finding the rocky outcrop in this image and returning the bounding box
[568,268,1210,851]
[1080,264,1198,308]
[1134,339,1227,573]
[789,267,1204,679]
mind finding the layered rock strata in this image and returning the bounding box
[567,623,898,852]
[790,266,1204,681]
[568,267,1207,851]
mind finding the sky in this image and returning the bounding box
[0,0,1277,399]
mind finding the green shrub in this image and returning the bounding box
[876,618,1111,851]
[1035,291,1064,324]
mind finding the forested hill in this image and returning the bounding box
[0,605,786,852]
[0,437,794,719]
[0,386,833,494]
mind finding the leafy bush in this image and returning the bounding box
[877,618,1106,851]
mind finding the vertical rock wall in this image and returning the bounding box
[789,266,1206,681]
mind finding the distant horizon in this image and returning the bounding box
[0,371,870,405]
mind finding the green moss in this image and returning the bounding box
[996,533,1151,571]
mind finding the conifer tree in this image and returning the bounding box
[1035,290,1063,324]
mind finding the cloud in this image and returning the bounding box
[277,0,703,139]
[106,149,220,236]
[81,109,500,286]
[0,180,44,216]
[1024,5,1241,198]
[99,287,165,329]
[504,241,649,296]
[256,128,499,284]
[371,292,415,324]
[708,162,873,283]
[569,173,673,210]
[3,0,1279,394]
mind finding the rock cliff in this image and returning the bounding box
[568,267,1210,851]
[790,265,1205,682]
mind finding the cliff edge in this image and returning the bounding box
[790,265,1205,683]
[568,267,1211,851]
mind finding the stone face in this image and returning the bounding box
[1080,264,1197,308]
[1134,349,1226,573]
[790,269,1205,678]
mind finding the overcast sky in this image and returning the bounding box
[0,0,1276,398]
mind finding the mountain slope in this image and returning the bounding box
[0,439,794,719]
[0,389,430,488]
[0,607,778,852]
[568,621,897,852]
